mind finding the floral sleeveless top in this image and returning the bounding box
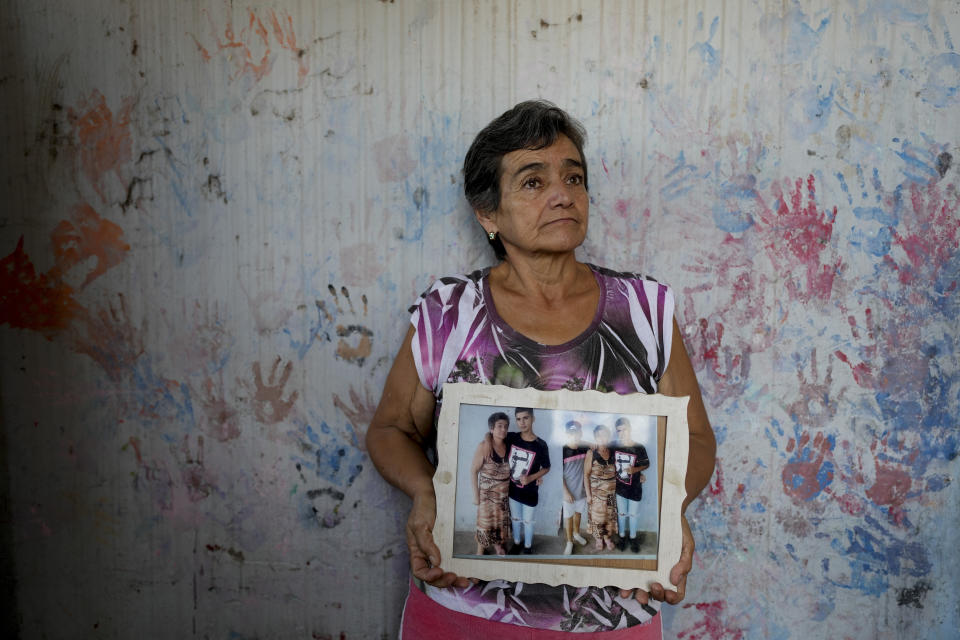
[408,264,674,632]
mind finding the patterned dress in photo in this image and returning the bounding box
[588,449,619,540]
[475,449,511,548]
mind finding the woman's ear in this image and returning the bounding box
[474,208,497,236]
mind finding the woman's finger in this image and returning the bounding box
[618,588,650,605]
[663,573,686,604]
[406,496,470,589]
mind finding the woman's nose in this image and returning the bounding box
[547,181,574,207]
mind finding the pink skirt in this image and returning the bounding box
[400,579,663,639]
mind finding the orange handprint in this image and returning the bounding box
[246,356,299,424]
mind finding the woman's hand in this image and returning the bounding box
[367,327,475,590]
[619,515,694,605]
[406,489,471,588]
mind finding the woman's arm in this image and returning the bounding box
[583,450,594,502]
[470,443,486,505]
[659,318,716,510]
[366,326,469,588]
[626,317,715,606]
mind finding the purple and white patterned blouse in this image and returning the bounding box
[408,264,675,632]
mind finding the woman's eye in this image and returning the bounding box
[523,177,542,189]
[567,174,584,185]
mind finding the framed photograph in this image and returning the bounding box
[432,382,689,591]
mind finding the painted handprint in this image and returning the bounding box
[177,301,241,442]
[681,234,776,356]
[50,203,131,288]
[826,513,931,596]
[198,374,240,442]
[325,285,373,366]
[1,203,129,338]
[682,314,751,405]
[862,434,916,526]
[0,236,82,336]
[833,308,879,390]
[288,284,374,365]
[67,91,136,203]
[289,417,365,529]
[837,164,897,258]
[757,174,843,304]
[782,429,836,503]
[785,348,841,427]
[171,435,216,503]
[887,179,959,293]
[332,385,377,451]
[192,8,309,86]
[72,292,145,383]
[709,131,768,234]
[245,356,299,424]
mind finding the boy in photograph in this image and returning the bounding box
[613,417,650,552]
[560,420,590,555]
[505,407,550,554]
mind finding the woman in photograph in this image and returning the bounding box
[584,424,619,551]
[470,411,512,555]
[367,100,715,637]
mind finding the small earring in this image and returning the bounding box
[488,231,497,241]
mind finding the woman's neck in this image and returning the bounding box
[486,254,600,345]
[492,252,590,305]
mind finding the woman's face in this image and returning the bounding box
[478,135,589,257]
[491,419,509,441]
[595,428,610,447]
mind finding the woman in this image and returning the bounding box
[470,412,512,555]
[584,424,619,551]
[367,101,715,637]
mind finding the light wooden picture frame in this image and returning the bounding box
[433,382,689,590]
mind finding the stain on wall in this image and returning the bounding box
[1,1,957,638]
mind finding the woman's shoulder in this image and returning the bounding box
[587,263,670,288]
[407,268,489,314]
[589,263,675,318]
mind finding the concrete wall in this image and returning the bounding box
[1,1,957,638]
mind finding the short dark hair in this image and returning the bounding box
[488,412,510,429]
[594,424,610,437]
[615,417,631,429]
[463,100,588,259]
[514,407,534,417]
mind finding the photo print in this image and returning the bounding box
[432,383,689,591]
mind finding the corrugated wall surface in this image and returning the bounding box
[1,1,958,638]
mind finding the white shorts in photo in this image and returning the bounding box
[562,497,587,519]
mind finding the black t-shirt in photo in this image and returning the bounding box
[506,431,551,507]
[614,444,649,502]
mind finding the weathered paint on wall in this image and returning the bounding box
[1,1,957,638]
